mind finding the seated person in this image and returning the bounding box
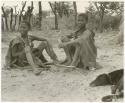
[58,13,100,70]
[5,20,59,74]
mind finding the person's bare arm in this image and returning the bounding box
[30,35,47,41]
[65,39,79,46]
[58,39,79,48]
[61,38,80,48]
[66,33,74,39]
[64,30,91,47]
[66,32,78,39]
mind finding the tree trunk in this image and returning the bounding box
[19,1,26,26]
[99,17,103,33]
[14,6,18,31]
[99,8,104,33]
[5,17,9,31]
[38,1,42,29]
[62,2,69,17]
[117,18,123,45]
[49,2,58,29]
[28,1,34,30]
[55,10,58,29]
[2,17,4,31]
[94,2,104,33]
[73,1,77,27]
[55,2,58,29]
[2,6,9,31]
[56,2,63,18]
[10,8,13,31]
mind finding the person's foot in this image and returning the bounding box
[4,65,11,70]
[59,59,68,64]
[63,60,72,66]
[95,62,103,69]
[53,60,62,65]
[63,65,75,72]
[87,66,96,71]
[44,61,53,65]
[66,65,76,69]
[33,68,42,75]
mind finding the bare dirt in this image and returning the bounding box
[1,30,123,102]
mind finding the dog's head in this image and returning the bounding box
[90,74,111,87]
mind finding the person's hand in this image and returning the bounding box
[4,65,11,70]
[58,43,66,48]
[33,68,42,75]
[61,36,70,42]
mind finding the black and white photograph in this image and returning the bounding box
[1,0,124,102]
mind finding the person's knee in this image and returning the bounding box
[60,36,70,42]
[73,42,80,49]
[39,41,48,47]
[43,41,48,46]
[37,41,47,50]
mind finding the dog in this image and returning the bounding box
[90,69,123,87]
[89,69,123,102]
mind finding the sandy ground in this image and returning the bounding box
[1,30,123,102]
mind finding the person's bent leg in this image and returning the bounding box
[32,48,48,63]
[70,44,80,67]
[62,46,72,65]
[59,36,73,65]
[37,41,59,63]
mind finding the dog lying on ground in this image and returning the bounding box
[89,69,123,102]
[90,69,123,86]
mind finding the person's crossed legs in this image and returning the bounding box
[37,40,59,64]
[60,36,81,67]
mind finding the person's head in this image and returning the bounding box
[19,20,30,37]
[77,13,88,28]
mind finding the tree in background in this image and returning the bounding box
[1,5,10,31]
[24,1,34,29]
[10,8,13,31]
[117,15,123,45]
[94,2,109,33]
[2,15,4,31]
[49,1,73,29]
[38,1,42,30]
[49,2,58,29]
[13,5,19,31]
[73,1,77,27]
[56,2,70,18]
[86,2,123,32]
[1,1,123,33]
[19,1,26,26]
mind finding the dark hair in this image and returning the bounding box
[78,13,88,22]
[20,20,31,29]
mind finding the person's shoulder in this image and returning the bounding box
[11,36,20,42]
[28,34,36,40]
[80,29,94,40]
[10,36,22,45]
[83,29,92,36]
[84,29,95,36]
